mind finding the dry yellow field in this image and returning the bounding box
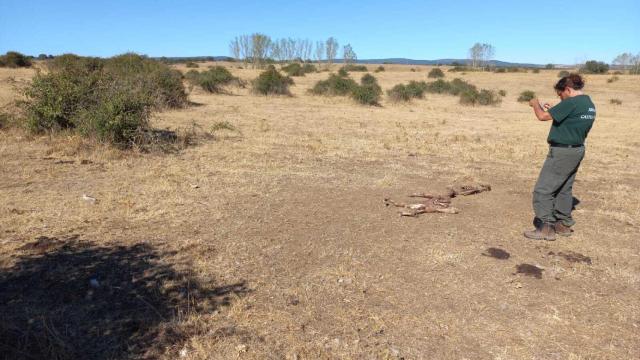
[1,62,639,359]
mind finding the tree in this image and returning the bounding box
[613,52,633,70]
[326,37,338,69]
[580,60,609,74]
[468,43,495,68]
[630,53,640,74]
[238,34,251,66]
[250,33,272,69]
[468,43,483,68]
[343,44,357,65]
[229,38,241,62]
[314,41,325,64]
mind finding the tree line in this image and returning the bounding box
[229,34,359,69]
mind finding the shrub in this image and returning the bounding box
[251,65,293,95]
[532,68,540,73]
[545,64,555,69]
[302,63,317,74]
[518,90,536,102]
[387,84,411,102]
[21,53,188,146]
[498,89,507,97]
[425,79,452,94]
[558,70,570,77]
[612,70,623,75]
[494,67,506,73]
[374,65,385,73]
[185,61,199,68]
[281,63,304,76]
[449,78,477,95]
[607,75,619,83]
[610,98,622,105]
[337,67,349,77]
[580,60,609,74]
[187,66,239,93]
[410,68,417,72]
[476,89,501,105]
[428,68,445,78]
[341,64,367,72]
[351,74,382,105]
[459,90,479,105]
[0,51,32,68]
[310,73,357,96]
[406,81,427,98]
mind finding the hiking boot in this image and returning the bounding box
[555,222,573,237]
[523,223,556,241]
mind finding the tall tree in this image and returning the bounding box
[250,33,272,68]
[325,37,338,69]
[314,41,325,64]
[343,44,357,65]
[613,52,633,70]
[229,37,240,61]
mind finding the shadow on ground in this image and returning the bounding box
[0,236,249,360]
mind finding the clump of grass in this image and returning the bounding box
[20,53,188,147]
[302,63,317,73]
[374,65,385,73]
[558,70,570,77]
[532,68,540,73]
[186,66,241,93]
[428,68,445,78]
[185,61,199,68]
[607,75,619,83]
[251,65,294,95]
[610,98,622,105]
[498,89,507,97]
[310,73,358,96]
[0,51,32,68]
[518,90,536,102]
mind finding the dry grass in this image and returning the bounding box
[1,62,639,359]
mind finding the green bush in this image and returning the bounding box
[558,70,570,78]
[187,66,239,93]
[424,79,452,94]
[351,74,382,105]
[476,89,501,105]
[580,60,609,74]
[406,81,428,98]
[302,63,317,74]
[494,68,507,73]
[532,68,540,73]
[427,68,445,78]
[449,78,477,95]
[498,89,507,97]
[387,84,412,102]
[518,90,536,102]
[374,65,385,73]
[252,65,293,95]
[21,53,188,146]
[545,64,555,69]
[0,51,32,68]
[341,64,368,72]
[281,63,304,76]
[310,73,358,96]
[185,61,199,68]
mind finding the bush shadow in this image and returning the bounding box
[0,236,249,360]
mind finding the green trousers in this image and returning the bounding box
[533,146,585,226]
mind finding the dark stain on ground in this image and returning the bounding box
[549,251,592,265]
[515,263,543,279]
[482,247,510,260]
[1,236,250,359]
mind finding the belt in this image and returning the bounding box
[549,142,584,148]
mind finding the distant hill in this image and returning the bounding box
[348,58,542,68]
[153,56,545,68]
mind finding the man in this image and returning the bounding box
[524,74,596,240]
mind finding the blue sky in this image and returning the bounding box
[1,0,638,64]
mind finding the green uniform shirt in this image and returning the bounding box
[547,95,595,145]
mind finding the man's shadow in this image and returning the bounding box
[0,236,249,360]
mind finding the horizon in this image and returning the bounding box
[1,0,638,65]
